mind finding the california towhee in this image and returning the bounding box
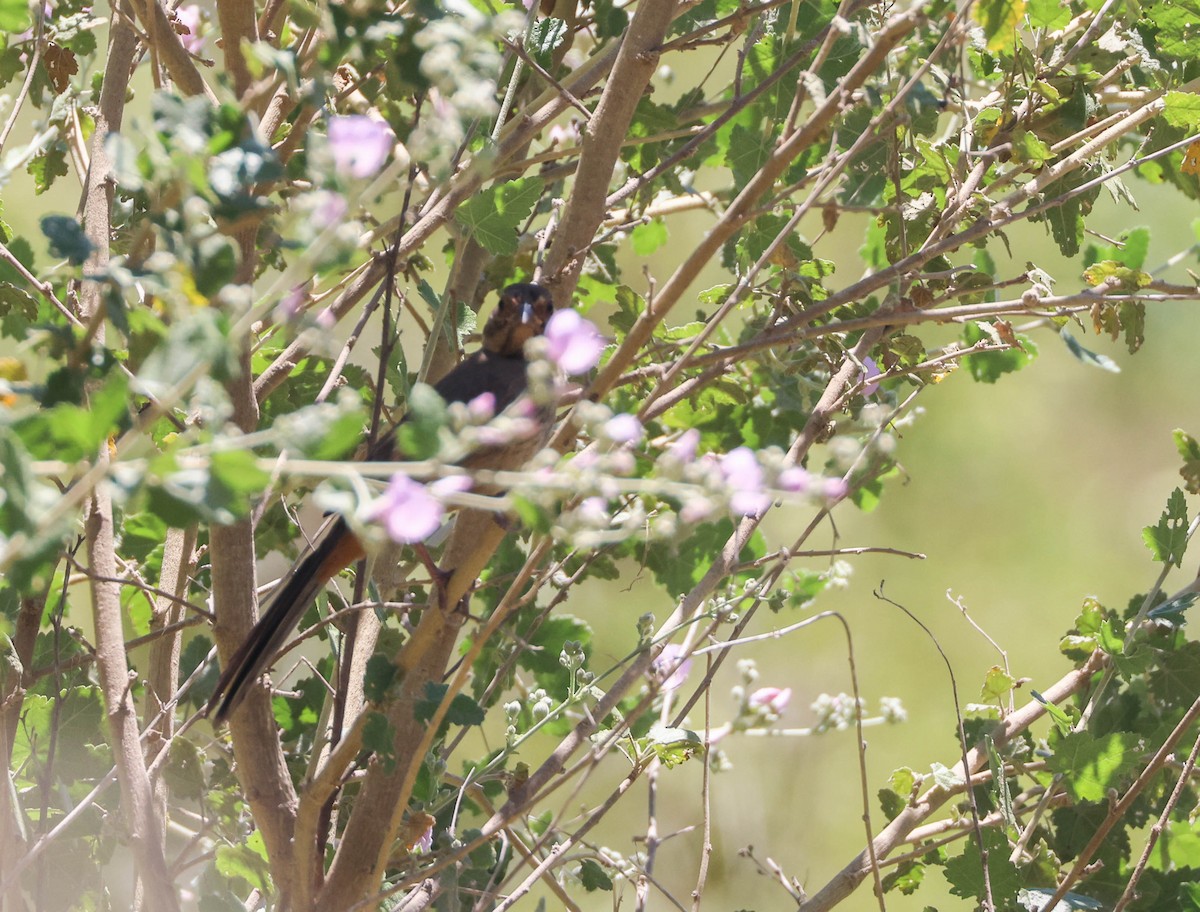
[207,283,556,722]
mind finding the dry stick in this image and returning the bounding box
[76,3,179,908]
[691,657,714,912]
[876,587,995,911]
[319,534,555,910]
[215,0,258,101]
[131,0,214,99]
[1035,694,1200,912]
[541,0,681,306]
[142,525,197,859]
[797,649,1108,912]
[0,592,45,907]
[1112,720,1200,912]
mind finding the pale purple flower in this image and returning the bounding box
[311,190,349,229]
[823,477,849,500]
[604,413,643,445]
[431,475,472,498]
[576,496,609,525]
[467,391,496,422]
[721,446,770,517]
[665,428,700,465]
[367,474,443,543]
[328,116,394,179]
[861,357,881,396]
[652,644,692,692]
[544,309,604,375]
[476,417,538,446]
[316,308,336,330]
[606,448,635,476]
[548,122,581,146]
[749,686,792,716]
[413,822,433,854]
[680,495,715,524]
[176,4,204,53]
[275,285,306,322]
[777,466,810,493]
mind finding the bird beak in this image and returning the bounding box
[520,301,535,324]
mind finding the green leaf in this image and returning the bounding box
[136,309,237,399]
[1173,429,1200,494]
[645,724,703,768]
[631,219,667,256]
[943,828,1020,905]
[1046,731,1137,802]
[363,653,399,703]
[1059,330,1119,373]
[41,214,93,265]
[455,177,544,256]
[578,858,613,892]
[395,382,449,459]
[1082,260,1151,291]
[362,710,396,766]
[28,147,70,194]
[973,0,1025,52]
[980,665,1016,702]
[518,614,592,695]
[961,321,1037,383]
[1026,0,1070,28]
[1030,688,1074,734]
[1150,3,1200,58]
[215,831,272,893]
[528,17,567,64]
[1142,488,1188,568]
[414,682,485,726]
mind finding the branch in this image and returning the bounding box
[578,3,927,410]
[542,0,680,303]
[797,650,1109,912]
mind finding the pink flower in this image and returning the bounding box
[275,285,306,322]
[175,4,204,53]
[576,496,609,525]
[721,447,770,517]
[467,392,496,422]
[777,466,809,493]
[547,122,581,146]
[544,309,604,375]
[652,644,692,692]
[665,428,700,465]
[328,116,393,179]
[367,474,443,543]
[430,475,472,498]
[749,686,792,715]
[413,822,433,854]
[604,413,643,445]
[311,190,348,229]
[822,477,848,500]
[861,357,881,396]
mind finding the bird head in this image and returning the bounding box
[482,283,555,357]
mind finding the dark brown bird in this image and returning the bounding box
[207,283,556,723]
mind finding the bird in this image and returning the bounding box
[207,282,556,723]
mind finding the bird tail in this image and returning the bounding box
[207,517,366,723]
